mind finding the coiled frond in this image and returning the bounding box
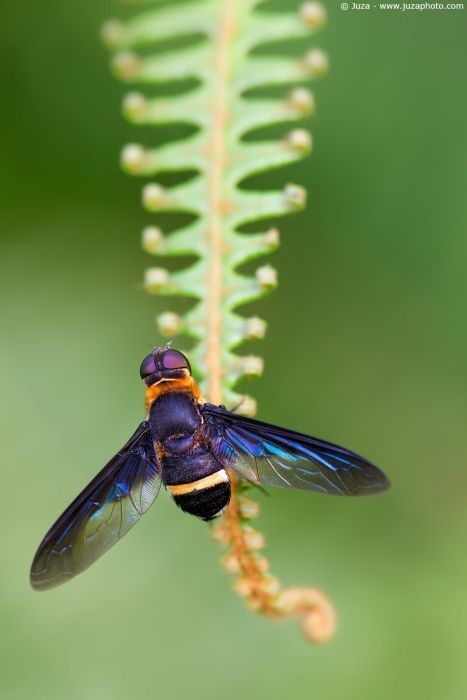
[103,0,335,643]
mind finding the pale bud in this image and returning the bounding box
[283,183,307,208]
[237,395,257,417]
[142,226,163,254]
[242,355,264,377]
[259,575,281,596]
[300,2,327,29]
[221,553,241,574]
[121,144,145,174]
[246,596,263,612]
[304,48,329,77]
[243,526,265,551]
[289,87,315,114]
[112,51,140,80]
[143,183,165,211]
[255,555,270,573]
[234,577,253,597]
[262,227,280,247]
[101,19,124,48]
[287,129,312,154]
[123,92,148,122]
[256,264,278,289]
[245,316,267,340]
[144,267,169,293]
[157,312,183,337]
[239,497,261,519]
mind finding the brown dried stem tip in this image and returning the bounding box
[212,475,336,644]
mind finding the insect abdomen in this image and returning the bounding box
[167,469,231,521]
[163,450,232,520]
[149,391,231,520]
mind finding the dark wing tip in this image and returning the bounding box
[30,568,51,592]
[30,548,47,591]
[29,554,62,592]
[30,575,72,592]
[352,463,391,496]
[28,421,160,592]
[30,572,51,592]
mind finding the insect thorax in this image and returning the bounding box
[149,391,231,521]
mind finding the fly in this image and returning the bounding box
[30,345,390,590]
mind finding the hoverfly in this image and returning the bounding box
[30,345,390,590]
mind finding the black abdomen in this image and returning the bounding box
[172,480,231,521]
[149,391,231,520]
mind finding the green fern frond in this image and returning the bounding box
[103,0,327,411]
[103,0,336,645]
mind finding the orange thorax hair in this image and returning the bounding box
[144,374,204,414]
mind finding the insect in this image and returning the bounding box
[30,345,390,590]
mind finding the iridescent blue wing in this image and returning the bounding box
[30,422,161,591]
[201,404,389,496]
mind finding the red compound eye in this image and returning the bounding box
[139,354,157,379]
[162,349,191,372]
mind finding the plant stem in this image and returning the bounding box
[205,0,237,406]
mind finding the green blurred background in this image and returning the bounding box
[1,1,467,699]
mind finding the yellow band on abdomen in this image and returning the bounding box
[167,469,229,497]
